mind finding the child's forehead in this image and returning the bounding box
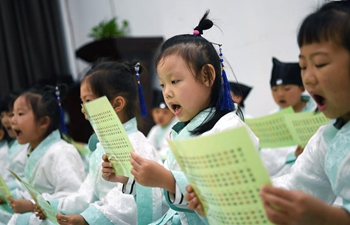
[14,95,32,109]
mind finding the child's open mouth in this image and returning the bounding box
[14,129,22,137]
[171,104,182,115]
[313,94,327,111]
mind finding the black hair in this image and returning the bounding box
[154,11,234,135]
[0,91,23,113]
[82,60,141,121]
[298,0,350,51]
[19,85,67,138]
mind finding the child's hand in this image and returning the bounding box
[8,197,34,213]
[295,145,304,158]
[130,151,173,190]
[56,213,88,225]
[260,185,334,225]
[101,154,129,184]
[185,185,206,216]
[34,204,46,220]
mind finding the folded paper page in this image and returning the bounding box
[284,112,330,148]
[0,173,12,203]
[168,126,273,225]
[82,96,133,177]
[245,107,296,148]
[8,169,59,225]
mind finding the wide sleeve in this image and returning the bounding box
[81,185,137,225]
[50,175,98,215]
[273,125,337,204]
[41,142,85,200]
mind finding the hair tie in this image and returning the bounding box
[135,63,147,118]
[55,86,67,134]
[217,45,235,111]
[193,30,200,36]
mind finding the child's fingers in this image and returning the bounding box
[102,161,113,169]
[130,151,143,167]
[262,200,290,224]
[195,204,206,217]
[102,154,109,162]
[186,185,194,193]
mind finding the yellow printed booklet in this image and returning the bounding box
[8,169,59,225]
[82,96,134,177]
[245,107,330,148]
[168,126,273,225]
[0,173,12,204]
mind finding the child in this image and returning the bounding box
[53,61,164,225]
[0,92,28,187]
[0,92,29,224]
[259,57,317,178]
[0,120,9,183]
[270,57,316,114]
[188,1,350,224]
[147,90,178,161]
[228,81,253,118]
[5,86,85,225]
[101,11,259,224]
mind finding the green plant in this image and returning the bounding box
[88,17,129,40]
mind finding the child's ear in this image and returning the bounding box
[201,64,216,87]
[40,116,50,130]
[112,96,126,113]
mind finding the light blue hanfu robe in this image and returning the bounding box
[79,118,164,225]
[7,130,85,225]
[154,108,259,225]
[0,139,28,225]
[260,95,317,178]
[274,118,350,212]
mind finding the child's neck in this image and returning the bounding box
[293,100,307,113]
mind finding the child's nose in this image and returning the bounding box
[302,68,317,86]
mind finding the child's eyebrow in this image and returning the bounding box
[299,52,328,59]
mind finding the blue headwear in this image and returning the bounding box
[217,45,235,111]
[135,62,147,118]
[55,86,67,134]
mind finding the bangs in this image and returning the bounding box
[298,10,350,50]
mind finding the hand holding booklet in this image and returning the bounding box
[168,126,273,225]
[82,96,134,177]
[8,169,59,225]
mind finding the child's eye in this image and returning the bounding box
[171,80,178,84]
[159,84,164,89]
[315,64,326,68]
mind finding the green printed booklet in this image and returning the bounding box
[0,174,12,204]
[245,107,330,148]
[168,126,273,225]
[8,169,59,225]
[82,96,134,177]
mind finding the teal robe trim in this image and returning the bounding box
[15,212,31,225]
[123,118,157,224]
[24,130,61,181]
[81,205,114,225]
[87,133,98,152]
[163,109,214,224]
[136,183,153,225]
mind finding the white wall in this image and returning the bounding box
[61,0,325,117]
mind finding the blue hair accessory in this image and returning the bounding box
[55,86,67,134]
[135,63,147,118]
[218,45,235,111]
